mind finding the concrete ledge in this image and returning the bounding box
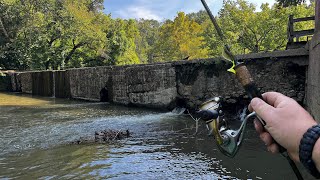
[237,48,309,60]
[171,49,309,67]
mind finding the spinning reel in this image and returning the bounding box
[196,97,264,157]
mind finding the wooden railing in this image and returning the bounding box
[287,15,315,43]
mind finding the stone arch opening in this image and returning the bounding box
[100,86,109,102]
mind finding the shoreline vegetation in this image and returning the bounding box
[0,0,315,71]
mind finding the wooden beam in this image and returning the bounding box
[293,29,316,37]
[293,16,315,23]
[288,15,294,43]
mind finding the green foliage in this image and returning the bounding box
[153,12,209,62]
[0,0,108,70]
[187,10,209,24]
[202,0,315,56]
[136,19,160,63]
[0,0,316,70]
[106,19,141,65]
[276,0,306,7]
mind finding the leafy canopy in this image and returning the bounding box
[0,0,316,70]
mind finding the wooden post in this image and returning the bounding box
[316,0,320,33]
[288,15,294,43]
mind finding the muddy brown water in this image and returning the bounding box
[0,93,314,179]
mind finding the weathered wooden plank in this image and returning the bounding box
[293,29,315,37]
[316,0,320,33]
[293,16,315,23]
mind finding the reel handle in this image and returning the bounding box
[234,63,286,153]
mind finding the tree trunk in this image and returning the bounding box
[254,44,259,53]
[45,36,60,70]
[0,17,10,40]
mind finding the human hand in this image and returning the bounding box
[249,92,317,162]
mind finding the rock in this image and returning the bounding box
[94,129,130,142]
[70,129,131,145]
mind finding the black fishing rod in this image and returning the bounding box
[198,0,303,179]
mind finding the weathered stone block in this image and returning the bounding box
[68,66,113,101]
[18,72,32,94]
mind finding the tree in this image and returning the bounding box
[202,0,314,56]
[0,0,109,70]
[276,0,306,7]
[0,0,29,70]
[59,0,107,68]
[153,12,209,62]
[136,19,160,63]
[0,0,316,70]
[106,19,141,65]
[187,10,209,24]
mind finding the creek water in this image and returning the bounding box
[0,93,313,179]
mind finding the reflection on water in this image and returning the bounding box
[0,93,50,106]
[0,93,313,179]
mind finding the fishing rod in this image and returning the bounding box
[197,0,303,179]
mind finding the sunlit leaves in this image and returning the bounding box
[0,0,316,70]
[203,0,315,55]
[106,19,141,65]
[153,12,209,62]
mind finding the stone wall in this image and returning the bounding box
[306,0,320,122]
[175,50,308,109]
[7,49,309,110]
[112,66,128,104]
[125,63,176,108]
[68,66,113,101]
[111,63,177,108]
[306,34,320,120]
[11,73,21,92]
[305,0,320,121]
[17,72,32,94]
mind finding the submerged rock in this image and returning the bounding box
[95,129,130,143]
[70,129,130,145]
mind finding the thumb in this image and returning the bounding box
[250,98,275,123]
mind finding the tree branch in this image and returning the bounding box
[258,27,273,43]
[48,35,60,47]
[64,41,86,65]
